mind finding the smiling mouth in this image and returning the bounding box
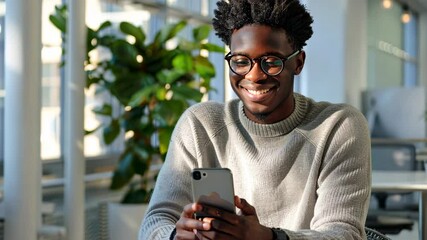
[238,79,278,96]
[246,88,272,95]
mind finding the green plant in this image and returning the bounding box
[50,5,223,203]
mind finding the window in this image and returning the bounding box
[0,0,224,165]
[0,0,5,163]
[403,12,418,87]
[367,0,419,89]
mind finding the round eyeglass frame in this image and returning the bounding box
[224,50,301,76]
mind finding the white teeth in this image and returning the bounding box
[247,88,271,95]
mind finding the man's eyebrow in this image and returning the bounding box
[261,51,287,58]
[230,51,286,58]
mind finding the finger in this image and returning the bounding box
[199,205,238,225]
[198,229,235,240]
[202,218,236,236]
[193,229,205,240]
[234,196,241,208]
[175,229,199,240]
[182,203,203,218]
[176,217,211,231]
[235,197,256,216]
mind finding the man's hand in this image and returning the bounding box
[194,196,274,240]
[175,203,212,240]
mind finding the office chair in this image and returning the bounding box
[366,142,417,235]
[365,227,391,240]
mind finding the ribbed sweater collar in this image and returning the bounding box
[237,93,309,137]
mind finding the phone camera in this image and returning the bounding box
[192,171,202,180]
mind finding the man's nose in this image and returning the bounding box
[244,62,267,82]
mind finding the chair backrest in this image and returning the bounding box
[365,227,391,240]
[371,142,417,171]
[371,142,418,209]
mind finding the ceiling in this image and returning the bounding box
[399,0,427,12]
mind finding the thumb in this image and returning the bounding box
[235,196,256,216]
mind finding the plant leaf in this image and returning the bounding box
[85,124,102,135]
[193,24,211,42]
[172,53,193,72]
[120,107,150,132]
[86,28,98,53]
[133,151,149,176]
[156,69,186,85]
[133,145,150,160]
[158,127,174,154]
[121,188,151,204]
[194,56,215,79]
[155,20,187,44]
[154,100,186,126]
[108,71,155,105]
[156,87,167,101]
[92,103,112,116]
[171,85,203,102]
[103,119,120,144]
[129,84,158,107]
[201,43,224,53]
[178,39,200,51]
[110,40,140,68]
[96,21,112,32]
[86,75,102,88]
[98,35,117,47]
[120,22,146,49]
[49,5,67,33]
[110,152,135,190]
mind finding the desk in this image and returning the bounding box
[372,171,427,240]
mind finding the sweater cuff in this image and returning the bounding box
[271,228,289,240]
[169,228,176,240]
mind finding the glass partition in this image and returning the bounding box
[367,0,419,89]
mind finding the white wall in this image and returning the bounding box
[345,0,368,108]
[300,0,368,109]
[420,13,427,87]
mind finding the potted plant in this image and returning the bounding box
[49,5,223,238]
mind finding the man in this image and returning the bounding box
[140,0,371,239]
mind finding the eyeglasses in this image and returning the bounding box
[224,50,300,76]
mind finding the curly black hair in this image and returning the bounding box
[212,0,314,50]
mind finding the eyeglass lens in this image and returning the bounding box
[229,55,284,76]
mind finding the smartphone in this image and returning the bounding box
[191,168,235,218]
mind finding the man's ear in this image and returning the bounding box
[294,51,306,75]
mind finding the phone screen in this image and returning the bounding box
[191,168,235,218]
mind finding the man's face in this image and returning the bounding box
[228,24,305,124]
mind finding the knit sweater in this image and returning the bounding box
[139,93,371,240]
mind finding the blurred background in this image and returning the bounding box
[1,0,426,239]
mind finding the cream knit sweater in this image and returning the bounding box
[140,93,371,240]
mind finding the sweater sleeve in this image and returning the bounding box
[285,106,372,240]
[139,108,202,240]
